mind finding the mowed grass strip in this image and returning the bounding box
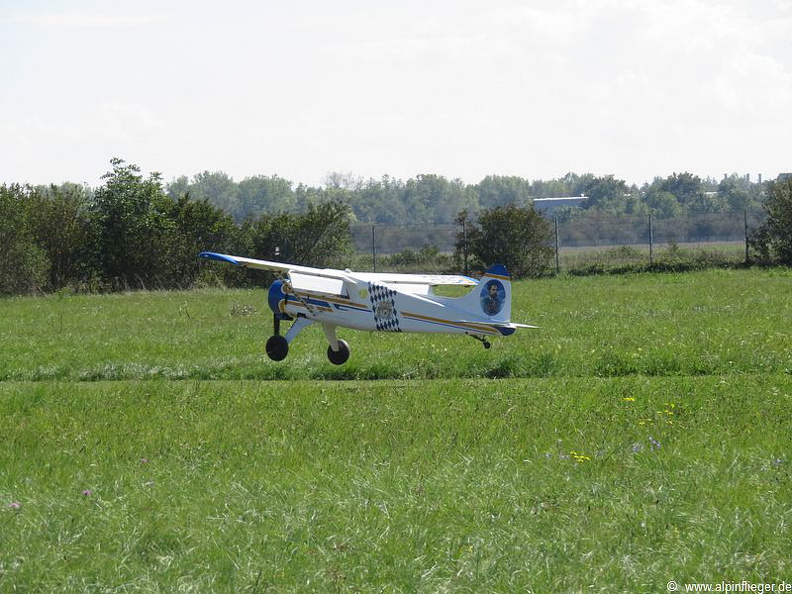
[1,268,791,380]
[1,377,791,592]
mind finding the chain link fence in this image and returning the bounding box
[351,210,766,273]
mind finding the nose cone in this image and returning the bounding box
[268,280,289,318]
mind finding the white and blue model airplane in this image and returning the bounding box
[199,252,535,365]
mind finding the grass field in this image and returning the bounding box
[1,268,791,592]
[556,242,748,273]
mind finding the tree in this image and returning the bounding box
[323,171,365,192]
[160,195,240,288]
[660,172,705,210]
[459,204,554,278]
[643,183,683,218]
[402,174,474,224]
[687,190,727,214]
[168,171,241,220]
[454,210,475,275]
[530,176,574,198]
[348,176,407,224]
[574,175,637,214]
[717,174,763,212]
[88,158,175,290]
[476,175,533,210]
[28,183,92,291]
[237,175,295,219]
[248,201,354,268]
[0,184,48,295]
[750,178,792,264]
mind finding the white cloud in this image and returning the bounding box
[1,0,790,186]
[1,12,168,28]
[0,102,171,186]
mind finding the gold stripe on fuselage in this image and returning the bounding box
[401,311,500,335]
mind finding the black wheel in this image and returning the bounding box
[266,335,289,361]
[483,340,492,350]
[327,339,350,365]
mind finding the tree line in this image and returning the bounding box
[1,159,790,296]
[172,170,767,225]
[1,159,353,295]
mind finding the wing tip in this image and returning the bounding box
[198,252,242,266]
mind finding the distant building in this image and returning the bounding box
[777,173,791,182]
[532,196,588,216]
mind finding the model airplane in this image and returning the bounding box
[199,252,535,365]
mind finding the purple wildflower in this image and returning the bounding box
[649,436,662,450]
[8,502,21,509]
[82,490,93,497]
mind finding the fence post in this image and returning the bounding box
[648,213,654,266]
[462,218,469,276]
[371,224,376,272]
[554,217,560,275]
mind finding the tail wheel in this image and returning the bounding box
[327,339,350,365]
[266,335,289,361]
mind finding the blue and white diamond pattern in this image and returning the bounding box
[368,283,401,332]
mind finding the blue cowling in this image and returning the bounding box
[267,280,292,320]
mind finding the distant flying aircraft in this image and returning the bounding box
[199,252,535,365]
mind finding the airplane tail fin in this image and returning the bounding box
[459,264,513,322]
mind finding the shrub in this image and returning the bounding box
[750,178,792,264]
[456,205,554,278]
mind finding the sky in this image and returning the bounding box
[2,0,791,189]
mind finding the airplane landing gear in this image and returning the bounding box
[266,335,289,361]
[267,313,315,362]
[266,314,289,361]
[264,312,353,365]
[327,340,351,365]
[322,324,350,365]
[470,334,492,349]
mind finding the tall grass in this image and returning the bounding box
[2,378,791,591]
[2,269,790,381]
[2,268,791,591]
[559,242,748,275]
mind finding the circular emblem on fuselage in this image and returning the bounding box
[375,301,395,321]
[480,279,505,316]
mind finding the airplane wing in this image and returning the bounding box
[199,252,477,288]
[199,251,357,298]
[352,272,478,287]
[198,251,286,271]
[198,252,349,280]
[288,272,346,296]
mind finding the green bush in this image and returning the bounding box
[456,205,554,278]
[750,178,792,264]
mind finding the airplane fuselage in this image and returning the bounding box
[269,279,505,337]
[198,251,529,364]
